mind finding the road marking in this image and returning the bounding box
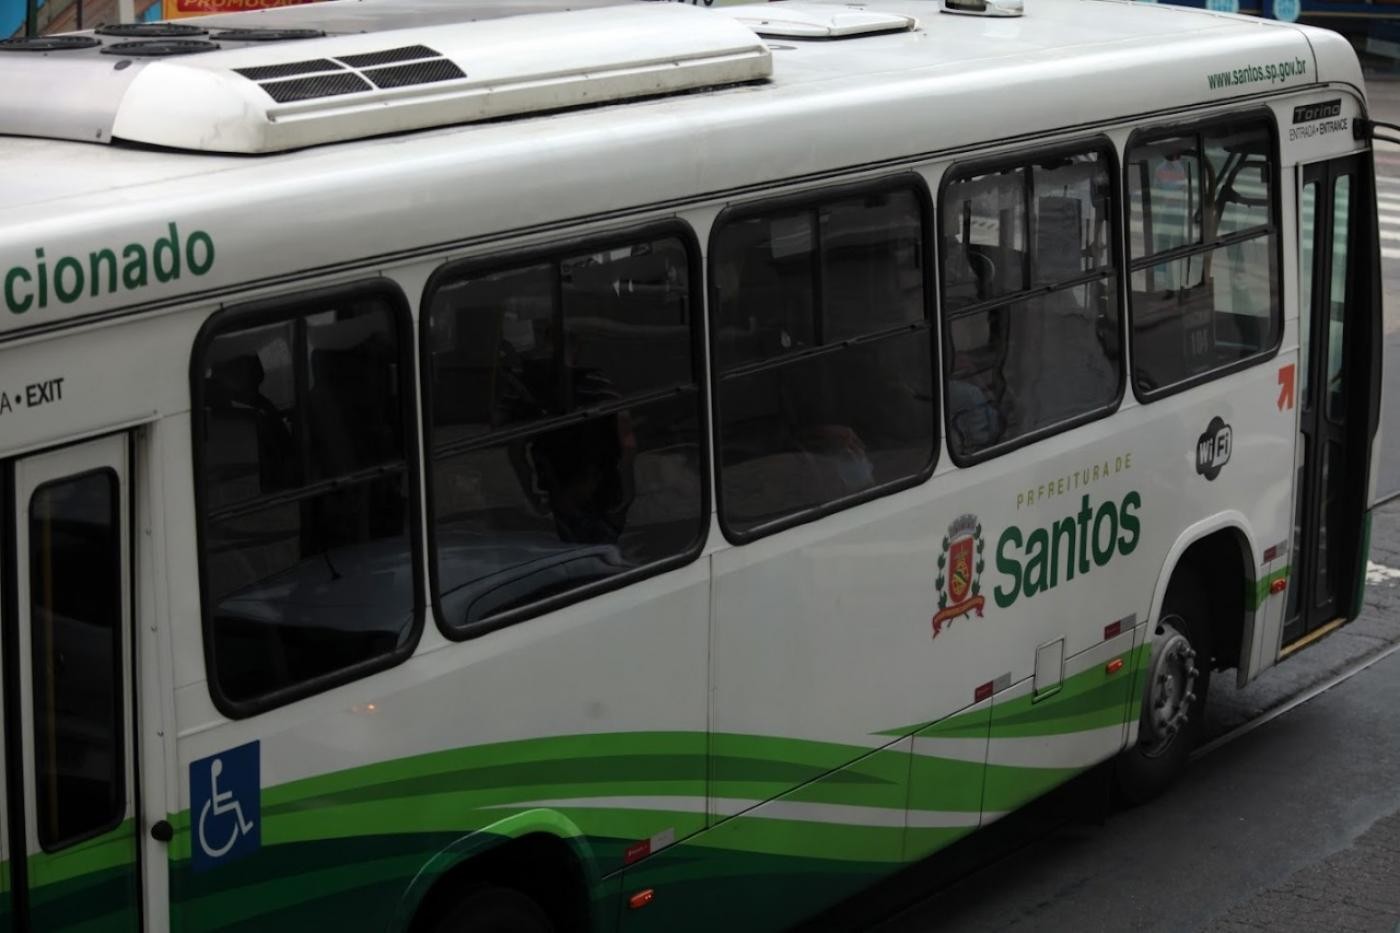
[1366,560,1400,585]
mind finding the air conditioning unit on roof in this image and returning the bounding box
[0,3,773,154]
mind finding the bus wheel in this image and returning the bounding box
[1116,576,1212,804]
[431,885,554,933]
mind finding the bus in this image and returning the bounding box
[0,0,1381,929]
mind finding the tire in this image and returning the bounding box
[1116,572,1213,804]
[431,885,555,933]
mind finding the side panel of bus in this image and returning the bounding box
[159,258,718,933]
[0,312,192,933]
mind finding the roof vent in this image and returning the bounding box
[0,35,101,51]
[102,39,222,57]
[210,28,327,42]
[939,0,1023,17]
[723,2,915,38]
[336,44,438,67]
[96,22,208,37]
[258,72,370,102]
[230,45,465,102]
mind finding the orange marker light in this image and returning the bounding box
[629,889,655,910]
[1270,578,1287,595]
[1105,657,1124,675]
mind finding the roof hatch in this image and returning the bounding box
[722,2,916,38]
[0,3,771,154]
[939,0,1024,18]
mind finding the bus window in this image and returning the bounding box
[1126,116,1279,396]
[29,470,124,849]
[710,181,935,539]
[941,145,1121,462]
[424,229,706,633]
[195,284,418,713]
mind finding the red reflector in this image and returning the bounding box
[1270,578,1287,595]
[1104,621,1122,640]
[624,841,651,865]
[629,889,655,910]
[1263,545,1279,562]
[974,681,993,702]
[1106,657,1124,675]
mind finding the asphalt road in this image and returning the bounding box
[806,76,1400,933]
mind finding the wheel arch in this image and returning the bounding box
[1140,513,1259,707]
[390,808,600,933]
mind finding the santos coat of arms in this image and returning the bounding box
[932,514,985,638]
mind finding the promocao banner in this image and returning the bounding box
[162,0,316,18]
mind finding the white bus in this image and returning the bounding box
[0,0,1381,929]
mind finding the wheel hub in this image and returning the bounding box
[1141,620,1199,757]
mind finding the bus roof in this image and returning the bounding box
[0,0,1362,340]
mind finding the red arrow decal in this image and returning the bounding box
[1277,363,1296,411]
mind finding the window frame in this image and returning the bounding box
[190,278,425,719]
[28,466,126,853]
[1124,107,1283,403]
[937,135,1127,468]
[707,173,940,545]
[419,219,711,641]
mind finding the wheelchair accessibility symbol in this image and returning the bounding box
[190,741,260,872]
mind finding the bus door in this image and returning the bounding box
[0,434,141,932]
[1285,155,1377,646]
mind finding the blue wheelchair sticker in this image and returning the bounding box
[190,741,260,873]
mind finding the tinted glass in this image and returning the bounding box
[1300,180,1318,406]
[711,209,817,369]
[562,237,693,400]
[30,471,124,850]
[1206,123,1272,236]
[427,262,558,442]
[201,319,298,510]
[1127,118,1278,394]
[941,148,1121,459]
[946,281,1120,459]
[821,189,925,341]
[1032,153,1111,285]
[712,184,934,534]
[1127,136,1201,256]
[433,392,703,626]
[426,233,706,630]
[1327,175,1351,424]
[942,168,1028,311]
[202,301,406,510]
[1129,238,1278,392]
[306,309,406,479]
[718,330,933,534]
[206,477,413,704]
[199,293,415,708]
[1315,444,1335,602]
